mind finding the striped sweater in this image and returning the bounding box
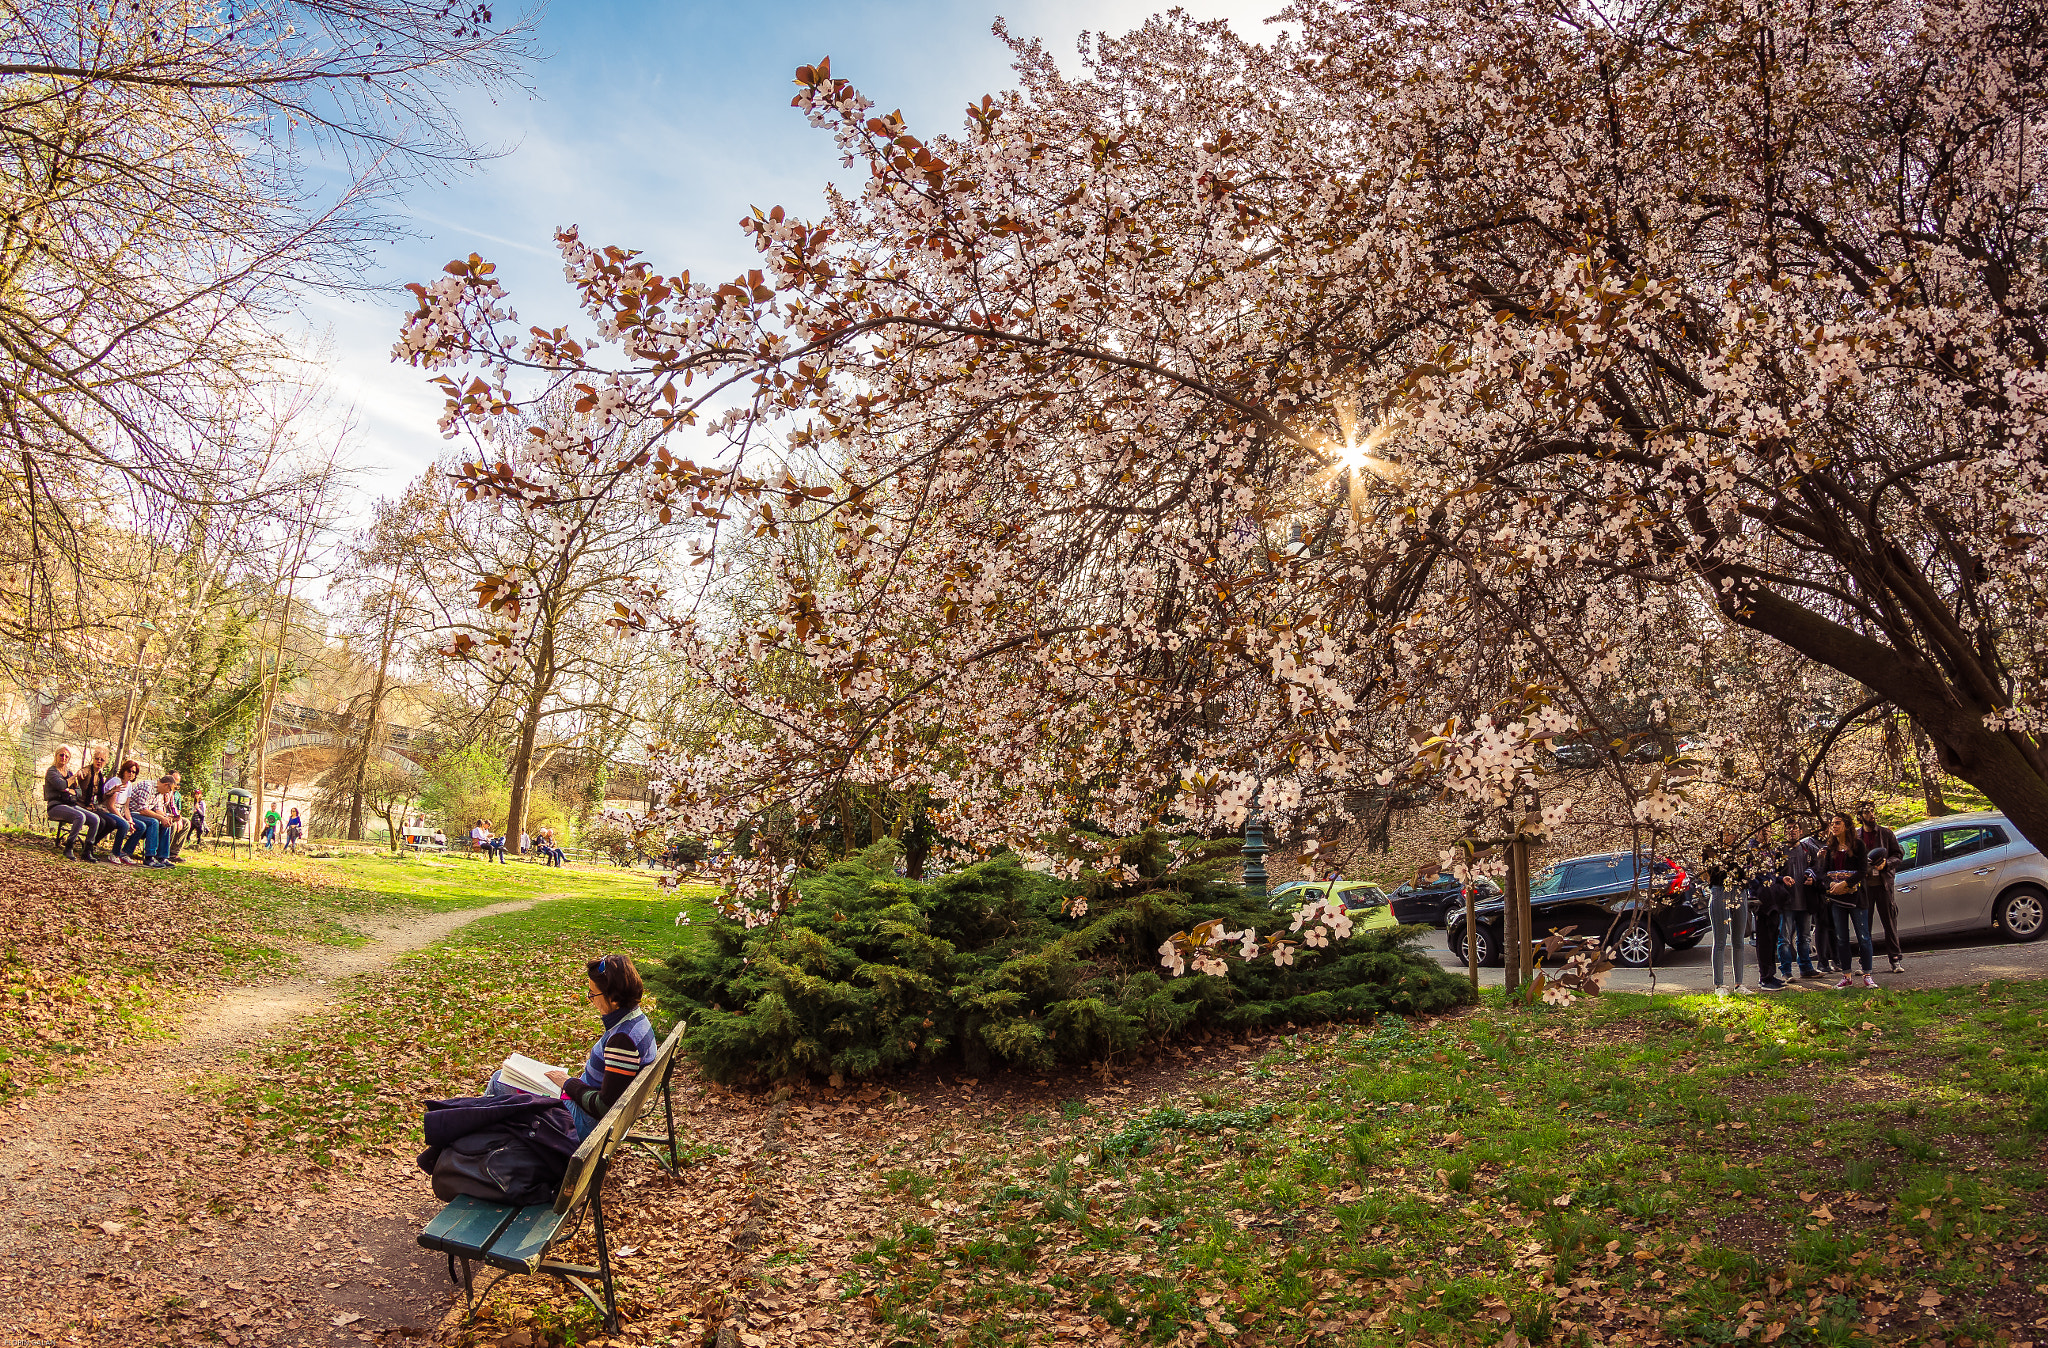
[566,1007,655,1120]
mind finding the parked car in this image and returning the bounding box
[1388,873,1502,928]
[1447,852,1708,968]
[1885,812,2048,942]
[1547,742,1601,770]
[1268,879,1388,912]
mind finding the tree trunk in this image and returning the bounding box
[1721,587,2048,854]
[905,809,931,878]
[1909,719,1951,818]
[1463,884,1479,995]
[250,587,299,849]
[347,594,398,842]
[113,638,145,768]
[503,611,558,856]
[1501,844,1523,993]
[1513,833,1534,986]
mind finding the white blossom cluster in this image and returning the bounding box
[389,0,2048,915]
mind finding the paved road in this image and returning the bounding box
[1412,923,2048,994]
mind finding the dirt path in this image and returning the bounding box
[0,895,564,1348]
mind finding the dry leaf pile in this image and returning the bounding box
[0,841,323,1091]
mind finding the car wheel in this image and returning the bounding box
[1453,922,1501,968]
[1606,920,1664,968]
[1997,886,2048,943]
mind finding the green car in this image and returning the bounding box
[1267,880,1389,913]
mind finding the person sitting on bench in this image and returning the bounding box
[514,954,657,1142]
[43,748,94,860]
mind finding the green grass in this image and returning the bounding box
[842,982,2048,1346]
[0,835,676,1099]
[211,880,718,1163]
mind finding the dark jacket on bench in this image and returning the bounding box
[419,1092,579,1207]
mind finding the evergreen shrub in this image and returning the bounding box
[646,836,1473,1085]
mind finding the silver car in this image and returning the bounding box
[1889,811,2048,941]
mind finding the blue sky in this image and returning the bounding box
[312,0,1282,511]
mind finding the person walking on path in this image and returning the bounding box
[1703,825,1751,995]
[262,806,281,849]
[285,808,303,853]
[1856,800,1904,974]
[186,787,208,851]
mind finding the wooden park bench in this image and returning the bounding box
[417,1022,687,1332]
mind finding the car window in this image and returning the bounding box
[1937,826,2007,861]
[1567,859,1621,889]
[1529,866,1568,898]
[1893,832,1929,871]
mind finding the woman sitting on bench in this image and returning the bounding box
[533,954,658,1142]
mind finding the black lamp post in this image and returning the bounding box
[1242,786,1268,899]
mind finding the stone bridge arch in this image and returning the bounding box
[260,732,422,775]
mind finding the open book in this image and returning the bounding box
[497,1052,566,1097]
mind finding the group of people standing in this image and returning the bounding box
[1701,798,1901,994]
[42,746,206,868]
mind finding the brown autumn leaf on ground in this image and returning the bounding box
[0,838,329,1091]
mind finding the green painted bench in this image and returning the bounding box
[417,1021,687,1331]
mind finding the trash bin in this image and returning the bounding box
[225,787,252,840]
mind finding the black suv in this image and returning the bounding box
[1447,852,1708,968]
[1388,873,1501,928]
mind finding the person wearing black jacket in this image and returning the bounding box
[41,748,93,861]
[1777,828,1823,984]
[1747,826,1794,992]
[1800,815,1843,975]
[1703,826,1751,995]
[1817,812,1877,989]
[72,748,124,863]
[1856,800,1904,975]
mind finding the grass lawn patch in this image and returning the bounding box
[0,835,665,1098]
[827,981,2048,1346]
[213,880,717,1163]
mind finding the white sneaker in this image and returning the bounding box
[1734,985,1754,995]
[1714,986,1729,997]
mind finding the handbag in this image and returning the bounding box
[1824,869,1862,907]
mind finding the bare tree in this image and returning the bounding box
[385,445,677,852]
[0,0,537,614]
[327,492,437,838]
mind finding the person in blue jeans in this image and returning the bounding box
[485,953,656,1141]
[1818,812,1878,989]
[117,767,176,868]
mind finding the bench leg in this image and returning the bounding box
[663,1068,678,1170]
[537,1264,613,1329]
[589,1182,619,1332]
[623,1058,683,1176]
[444,1253,520,1324]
